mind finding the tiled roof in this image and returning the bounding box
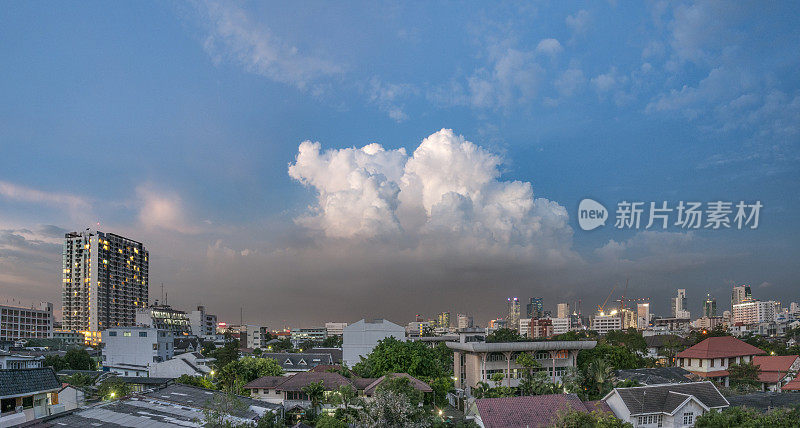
[363,373,433,395]
[693,370,729,378]
[676,336,765,359]
[350,377,378,389]
[609,381,728,415]
[0,368,61,399]
[727,392,800,411]
[260,352,333,371]
[615,367,696,385]
[753,355,798,373]
[309,347,343,363]
[645,334,690,348]
[781,376,800,391]
[244,375,286,389]
[475,393,601,428]
[275,372,354,392]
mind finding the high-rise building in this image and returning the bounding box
[456,314,473,329]
[507,298,520,327]
[702,294,717,318]
[526,297,544,319]
[0,302,53,341]
[732,300,777,325]
[437,311,451,328]
[636,303,650,329]
[136,304,191,335]
[731,285,753,310]
[189,306,218,337]
[556,303,570,319]
[671,289,690,319]
[62,230,149,344]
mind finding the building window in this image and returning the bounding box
[139,332,147,337]
[123,331,131,337]
[683,412,693,425]
[109,331,117,337]
[710,358,715,368]
[698,359,703,368]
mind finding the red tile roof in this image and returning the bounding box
[363,373,433,395]
[782,377,800,391]
[693,370,729,378]
[475,394,610,428]
[753,355,799,384]
[676,336,765,359]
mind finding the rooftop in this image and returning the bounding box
[447,340,597,353]
[474,393,612,428]
[605,381,728,416]
[615,367,696,385]
[0,368,61,399]
[676,336,765,359]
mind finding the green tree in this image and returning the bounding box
[63,348,96,370]
[218,357,284,391]
[376,375,423,404]
[43,354,68,372]
[97,378,132,400]
[490,372,504,388]
[485,328,525,343]
[728,361,761,392]
[605,328,647,355]
[176,374,217,389]
[658,336,685,367]
[328,384,359,422]
[301,380,325,421]
[321,335,343,348]
[352,337,449,379]
[428,376,454,407]
[316,414,348,428]
[473,382,491,399]
[63,372,95,387]
[586,360,615,399]
[211,336,240,368]
[201,341,217,356]
[554,409,632,428]
[357,388,429,427]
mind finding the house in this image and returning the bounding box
[309,347,343,363]
[342,319,406,367]
[101,327,174,377]
[173,336,202,355]
[643,334,690,365]
[752,355,800,392]
[0,350,43,369]
[260,352,334,373]
[446,340,596,395]
[0,368,64,426]
[29,383,282,427]
[603,381,729,427]
[467,393,613,428]
[675,336,765,387]
[615,367,696,386]
[148,351,215,378]
[57,384,85,411]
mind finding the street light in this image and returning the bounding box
[210,370,215,376]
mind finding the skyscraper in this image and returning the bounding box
[703,294,717,318]
[507,297,520,328]
[437,311,451,328]
[556,303,570,319]
[671,289,690,319]
[62,230,149,344]
[731,285,753,310]
[526,297,544,319]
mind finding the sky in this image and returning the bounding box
[1,1,798,328]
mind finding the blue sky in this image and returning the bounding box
[1,1,798,326]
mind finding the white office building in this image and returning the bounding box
[556,303,570,319]
[591,314,623,334]
[0,302,53,342]
[343,319,405,367]
[188,305,217,337]
[457,314,474,329]
[325,322,347,337]
[637,303,650,329]
[101,327,173,377]
[518,318,532,337]
[550,317,570,335]
[733,301,777,325]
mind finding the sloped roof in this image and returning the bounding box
[260,352,333,371]
[608,381,728,416]
[0,368,61,399]
[676,336,765,359]
[753,355,799,372]
[781,376,800,391]
[244,375,286,389]
[727,392,800,411]
[475,393,603,428]
[363,373,432,395]
[615,367,695,385]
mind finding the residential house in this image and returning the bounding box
[675,336,765,387]
[603,381,729,427]
[752,355,800,392]
[57,384,85,411]
[101,327,174,377]
[260,352,334,374]
[615,367,696,386]
[0,350,42,369]
[0,368,63,426]
[467,393,613,428]
[643,334,690,366]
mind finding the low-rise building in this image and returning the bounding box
[468,393,613,428]
[136,304,192,335]
[0,350,42,369]
[188,305,217,337]
[603,381,729,427]
[676,336,765,387]
[291,328,327,344]
[148,351,215,378]
[752,355,800,392]
[52,330,84,347]
[260,352,334,373]
[324,322,347,337]
[733,300,777,325]
[529,318,553,339]
[0,302,53,342]
[447,340,596,394]
[0,367,63,426]
[343,319,405,367]
[101,327,174,377]
[591,314,622,334]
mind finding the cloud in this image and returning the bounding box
[197,1,342,90]
[565,10,590,36]
[135,185,199,234]
[554,68,585,96]
[535,38,563,56]
[591,67,619,93]
[466,47,544,109]
[367,77,416,122]
[0,181,91,218]
[288,129,575,263]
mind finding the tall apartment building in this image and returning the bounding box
[456,314,474,329]
[703,294,718,318]
[526,297,544,319]
[136,304,191,335]
[62,230,149,344]
[732,300,776,325]
[506,298,520,327]
[189,306,218,337]
[731,285,753,309]
[636,303,650,329]
[0,302,53,341]
[437,311,451,328]
[556,303,570,319]
[671,289,690,319]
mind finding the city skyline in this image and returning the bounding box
[1,2,799,327]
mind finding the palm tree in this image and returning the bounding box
[301,381,325,420]
[473,381,491,399]
[587,360,614,398]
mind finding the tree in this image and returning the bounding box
[97,378,132,400]
[473,382,491,399]
[64,348,96,370]
[211,336,240,369]
[353,337,450,379]
[176,374,216,389]
[252,348,262,356]
[316,415,348,428]
[328,384,359,423]
[301,380,325,421]
[202,391,246,427]
[658,336,685,367]
[218,357,284,391]
[428,376,453,407]
[321,335,343,348]
[490,372,504,388]
[201,341,217,356]
[485,328,525,343]
[357,388,430,427]
[377,375,423,404]
[554,409,632,428]
[586,360,615,399]
[63,372,95,387]
[605,329,647,355]
[728,361,761,392]
[695,406,800,427]
[43,354,69,372]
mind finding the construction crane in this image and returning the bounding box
[597,285,617,315]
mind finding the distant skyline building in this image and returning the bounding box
[0,302,53,342]
[703,294,718,318]
[507,298,520,327]
[526,297,544,319]
[456,314,473,329]
[62,230,149,344]
[325,322,348,336]
[189,306,218,337]
[671,289,690,319]
[136,304,191,335]
[556,303,570,319]
[731,285,753,310]
[636,303,650,329]
[437,311,451,328]
[732,300,777,325]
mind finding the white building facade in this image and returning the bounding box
[343,319,405,367]
[188,306,217,337]
[733,301,776,325]
[101,327,173,377]
[0,302,53,342]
